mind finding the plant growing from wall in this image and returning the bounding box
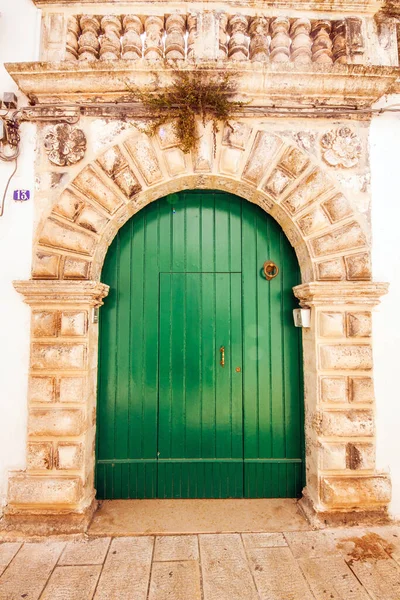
[128,68,246,154]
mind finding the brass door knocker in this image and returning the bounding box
[262,261,279,281]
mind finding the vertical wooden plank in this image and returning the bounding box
[242,202,259,464]
[200,192,216,272]
[114,219,132,460]
[97,233,119,463]
[185,194,201,271]
[142,203,159,461]
[215,193,231,272]
[185,273,202,458]
[201,273,217,460]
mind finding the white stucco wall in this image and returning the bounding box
[0,0,400,518]
[371,102,400,519]
[0,0,39,510]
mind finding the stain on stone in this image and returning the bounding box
[337,533,395,564]
[346,443,362,470]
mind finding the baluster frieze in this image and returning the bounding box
[122,15,143,60]
[249,17,269,62]
[228,14,250,61]
[78,15,101,62]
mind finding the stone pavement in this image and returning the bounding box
[1,526,400,599]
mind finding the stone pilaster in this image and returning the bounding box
[293,281,391,525]
[5,281,109,534]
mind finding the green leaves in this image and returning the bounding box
[131,69,246,154]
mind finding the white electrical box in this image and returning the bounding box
[293,308,311,328]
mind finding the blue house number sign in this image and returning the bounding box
[13,190,30,202]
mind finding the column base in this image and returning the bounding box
[0,498,97,538]
[300,475,392,529]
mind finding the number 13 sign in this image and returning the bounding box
[13,190,30,202]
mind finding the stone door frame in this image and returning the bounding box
[7,123,390,532]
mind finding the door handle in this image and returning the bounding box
[220,346,225,367]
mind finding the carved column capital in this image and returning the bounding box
[14,280,110,307]
[293,281,389,307]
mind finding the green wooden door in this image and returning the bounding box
[96,190,304,499]
[158,272,243,498]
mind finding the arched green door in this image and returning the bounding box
[96,191,304,499]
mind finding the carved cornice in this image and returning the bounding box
[31,0,382,14]
[293,281,390,306]
[13,280,110,307]
[5,61,400,109]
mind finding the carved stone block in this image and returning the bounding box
[27,442,53,471]
[320,345,373,370]
[28,408,85,437]
[30,376,55,404]
[319,312,345,338]
[56,443,83,470]
[59,377,85,404]
[350,377,374,403]
[311,222,366,257]
[242,132,282,186]
[61,312,87,337]
[32,311,58,338]
[321,377,348,403]
[31,344,86,370]
[347,312,372,338]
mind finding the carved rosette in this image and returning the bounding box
[320,127,362,168]
[44,124,87,167]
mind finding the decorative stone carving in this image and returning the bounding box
[144,16,164,61]
[249,17,269,62]
[290,18,312,64]
[165,14,186,60]
[187,14,197,59]
[346,17,365,60]
[122,16,143,59]
[270,17,291,63]
[311,20,333,64]
[218,13,229,59]
[78,15,101,61]
[228,14,249,61]
[99,15,122,61]
[321,127,362,168]
[332,20,347,64]
[44,124,87,167]
[65,16,80,61]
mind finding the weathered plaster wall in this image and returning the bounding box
[0,0,40,511]
[371,99,400,519]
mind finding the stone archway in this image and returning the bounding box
[9,122,390,532]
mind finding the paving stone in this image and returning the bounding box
[242,533,287,549]
[348,557,400,600]
[284,529,371,559]
[0,542,65,600]
[247,547,314,600]
[0,543,21,576]
[94,536,153,600]
[199,534,258,600]
[59,537,111,565]
[154,535,199,561]
[299,556,370,599]
[369,525,400,566]
[40,565,102,599]
[148,561,202,600]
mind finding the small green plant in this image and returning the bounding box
[128,68,246,154]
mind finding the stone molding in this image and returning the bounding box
[28,124,373,286]
[31,0,382,14]
[13,280,110,307]
[294,281,389,306]
[6,62,399,107]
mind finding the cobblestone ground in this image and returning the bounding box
[1,526,400,599]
